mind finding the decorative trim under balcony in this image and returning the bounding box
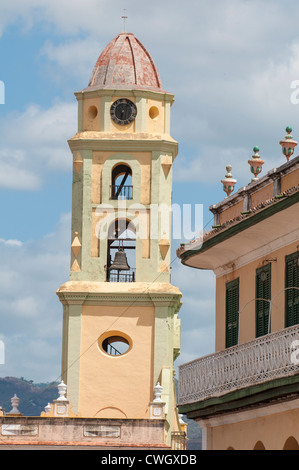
[178,324,299,407]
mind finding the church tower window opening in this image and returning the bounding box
[111,163,133,200]
[107,218,136,282]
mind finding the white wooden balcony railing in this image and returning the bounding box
[178,324,299,406]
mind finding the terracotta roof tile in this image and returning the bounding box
[88,33,163,92]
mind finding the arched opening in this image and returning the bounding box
[283,436,299,450]
[95,407,127,419]
[107,218,136,282]
[111,163,133,200]
[253,441,266,450]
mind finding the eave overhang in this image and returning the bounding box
[179,190,299,272]
[178,373,299,421]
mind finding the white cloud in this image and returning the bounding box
[176,325,215,370]
[40,39,101,85]
[172,258,216,368]
[10,296,40,318]
[0,213,71,382]
[0,0,116,37]
[172,36,299,188]
[0,238,23,246]
[0,101,76,190]
[0,149,42,190]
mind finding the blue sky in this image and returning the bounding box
[1,0,299,383]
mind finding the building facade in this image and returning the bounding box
[177,133,299,450]
[55,32,184,448]
[0,32,187,450]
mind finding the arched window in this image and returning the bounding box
[111,164,133,200]
[283,436,299,450]
[107,219,136,282]
[253,441,266,450]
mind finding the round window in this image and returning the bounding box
[99,332,132,357]
[149,106,159,120]
[88,105,98,120]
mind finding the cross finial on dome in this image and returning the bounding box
[121,9,128,33]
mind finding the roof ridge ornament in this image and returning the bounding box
[121,9,128,33]
[279,126,297,162]
[248,146,265,182]
[221,165,237,197]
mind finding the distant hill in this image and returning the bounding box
[185,418,202,450]
[174,378,202,450]
[0,377,58,416]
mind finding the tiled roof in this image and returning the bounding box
[87,33,163,92]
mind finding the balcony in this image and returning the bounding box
[111,184,133,200]
[178,324,299,406]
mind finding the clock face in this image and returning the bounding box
[110,99,137,126]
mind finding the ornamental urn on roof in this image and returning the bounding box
[221,165,237,197]
[279,126,297,162]
[248,146,265,182]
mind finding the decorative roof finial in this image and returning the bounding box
[153,382,163,403]
[248,146,265,182]
[6,394,22,415]
[44,403,52,414]
[121,9,128,33]
[56,380,67,402]
[279,126,297,162]
[221,165,237,197]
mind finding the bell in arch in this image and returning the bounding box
[109,246,130,272]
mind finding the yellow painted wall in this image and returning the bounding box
[91,151,152,205]
[146,98,165,134]
[78,304,155,418]
[219,201,243,226]
[210,408,299,450]
[82,97,101,131]
[250,182,273,207]
[215,240,299,351]
[281,167,299,192]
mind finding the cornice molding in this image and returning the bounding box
[56,282,182,307]
[74,88,175,103]
[68,135,178,156]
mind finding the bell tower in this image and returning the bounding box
[57,32,182,444]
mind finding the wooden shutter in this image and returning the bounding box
[226,279,239,348]
[256,264,271,337]
[285,252,299,327]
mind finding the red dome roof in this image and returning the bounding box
[88,33,163,92]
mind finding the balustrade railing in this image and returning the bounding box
[107,268,135,283]
[171,431,187,450]
[178,324,299,406]
[111,185,133,200]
